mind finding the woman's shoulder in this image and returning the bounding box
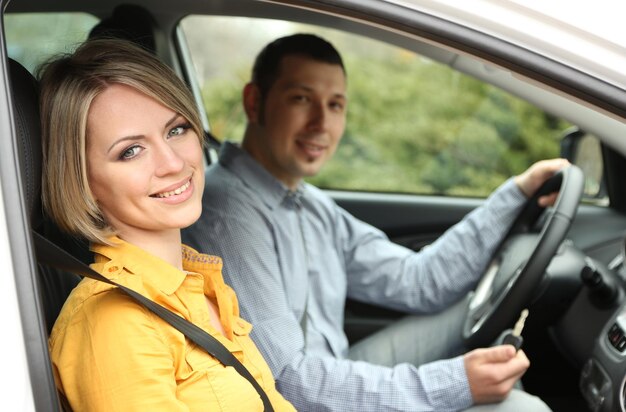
[49,276,151,346]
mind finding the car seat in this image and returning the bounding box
[9,56,80,410]
[10,57,85,336]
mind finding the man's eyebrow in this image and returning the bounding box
[283,83,347,100]
[106,114,181,154]
[282,83,313,92]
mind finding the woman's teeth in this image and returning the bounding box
[156,180,190,198]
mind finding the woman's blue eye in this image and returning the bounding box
[168,123,192,137]
[120,145,141,160]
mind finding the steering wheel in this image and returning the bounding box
[463,164,584,348]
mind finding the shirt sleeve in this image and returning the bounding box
[182,189,476,411]
[341,178,528,313]
[274,347,474,411]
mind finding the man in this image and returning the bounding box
[183,34,563,411]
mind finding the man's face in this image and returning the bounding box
[244,54,347,189]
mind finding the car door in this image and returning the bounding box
[0,27,48,412]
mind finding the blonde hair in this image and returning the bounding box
[39,38,204,245]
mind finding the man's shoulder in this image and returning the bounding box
[204,162,240,190]
[203,163,256,204]
[194,163,272,233]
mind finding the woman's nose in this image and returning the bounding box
[154,142,185,177]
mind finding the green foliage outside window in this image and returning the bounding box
[0,12,578,199]
[196,23,566,197]
[5,13,98,74]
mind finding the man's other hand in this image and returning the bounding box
[464,345,530,404]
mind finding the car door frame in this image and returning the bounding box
[0,7,60,410]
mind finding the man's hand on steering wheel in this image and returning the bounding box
[514,158,571,206]
[463,158,584,348]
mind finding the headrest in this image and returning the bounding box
[89,4,158,53]
[10,59,43,230]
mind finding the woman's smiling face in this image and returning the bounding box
[86,83,204,244]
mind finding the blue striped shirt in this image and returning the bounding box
[182,142,527,411]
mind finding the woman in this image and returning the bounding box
[39,38,295,411]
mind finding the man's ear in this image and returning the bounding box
[243,83,261,124]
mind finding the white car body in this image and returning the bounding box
[393,0,626,89]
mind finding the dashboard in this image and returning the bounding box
[561,239,626,411]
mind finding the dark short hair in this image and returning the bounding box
[251,33,345,99]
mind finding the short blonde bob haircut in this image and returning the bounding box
[39,38,204,245]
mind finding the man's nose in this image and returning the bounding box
[307,102,328,131]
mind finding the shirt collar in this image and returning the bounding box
[91,237,223,295]
[219,141,306,210]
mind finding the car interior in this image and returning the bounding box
[3,1,626,411]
